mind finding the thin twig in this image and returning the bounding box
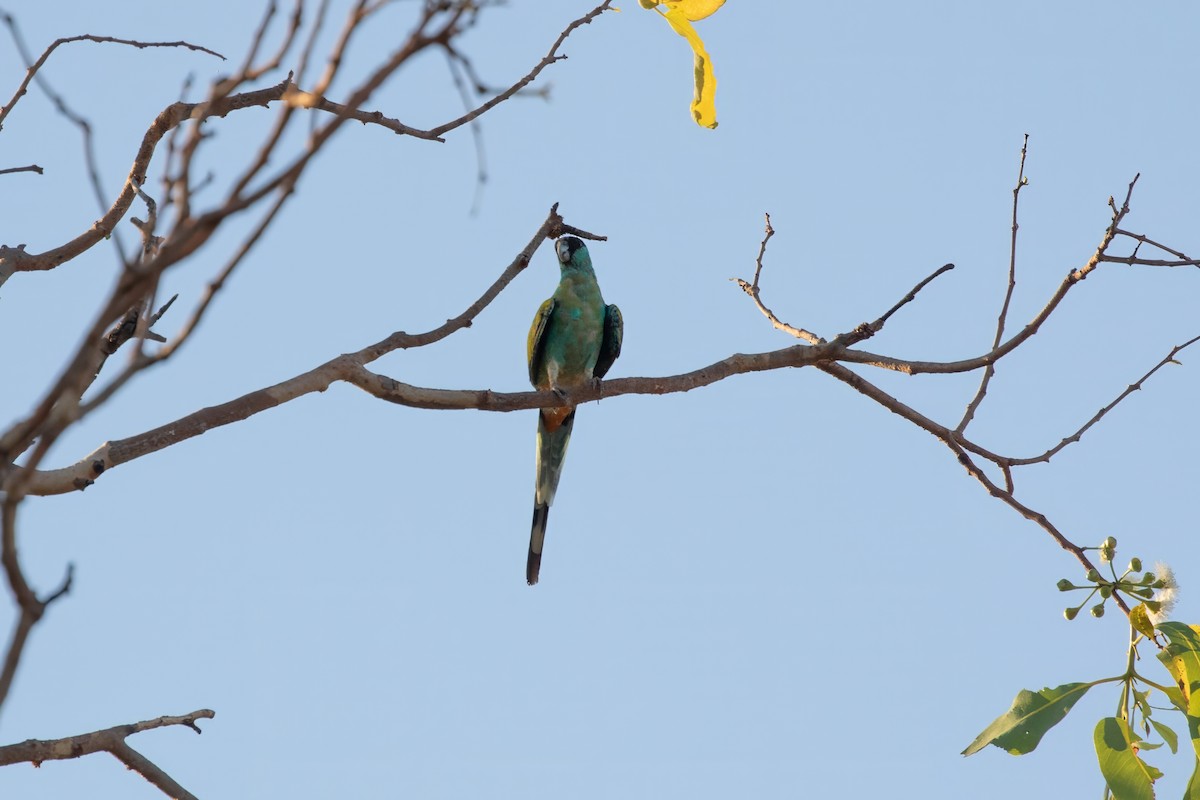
[81,188,294,413]
[1096,255,1200,268]
[734,213,824,344]
[311,0,372,98]
[958,133,1029,433]
[259,0,305,82]
[0,163,41,175]
[0,25,224,131]
[1007,334,1200,466]
[827,262,956,348]
[425,1,615,138]
[814,361,1128,612]
[0,499,73,713]
[294,0,331,88]
[444,41,553,100]
[443,45,489,214]
[1,12,129,266]
[1114,228,1194,261]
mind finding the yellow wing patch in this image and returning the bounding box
[527,298,555,386]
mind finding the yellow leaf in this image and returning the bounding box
[668,0,726,21]
[661,7,719,128]
[1130,603,1157,640]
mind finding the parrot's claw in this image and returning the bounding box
[552,387,570,403]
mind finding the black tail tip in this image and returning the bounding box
[526,551,541,586]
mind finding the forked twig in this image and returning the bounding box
[0,708,215,800]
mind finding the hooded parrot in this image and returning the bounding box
[525,236,623,585]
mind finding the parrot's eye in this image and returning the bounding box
[556,241,571,263]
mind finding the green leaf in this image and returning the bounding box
[962,683,1092,756]
[1186,758,1200,800]
[1149,719,1178,754]
[1157,622,1200,698]
[1157,621,1200,758]
[1094,717,1158,800]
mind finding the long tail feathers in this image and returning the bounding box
[527,503,549,585]
[527,410,575,586]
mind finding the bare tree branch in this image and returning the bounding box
[1006,334,1200,466]
[0,708,214,799]
[0,2,617,511]
[0,77,294,276]
[443,44,490,213]
[812,359,1125,606]
[2,6,1194,793]
[721,166,1183,618]
[1096,254,1200,268]
[827,262,956,348]
[14,166,1194,503]
[1113,228,1195,261]
[0,21,224,132]
[0,499,72,710]
[734,213,823,344]
[959,133,1030,432]
[17,203,585,495]
[425,1,614,138]
[1,11,132,266]
[0,163,40,175]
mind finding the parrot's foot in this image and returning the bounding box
[551,387,570,403]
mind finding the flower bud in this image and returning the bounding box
[1056,579,1074,592]
[1086,568,1102,583]
[1064,607,1079,621]
[1100,537,1117,563]
[1129,558,1143,572]
[1090,604,1105,618]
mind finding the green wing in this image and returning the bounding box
[593,304,623,380]
[527,298,555,386]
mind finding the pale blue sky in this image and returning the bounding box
[2,1,1199,797]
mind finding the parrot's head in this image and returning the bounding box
[555,236,589,269]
